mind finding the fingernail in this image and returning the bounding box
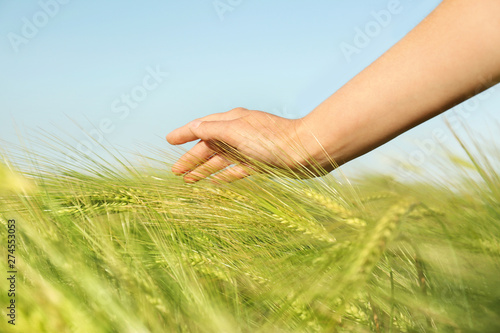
[171,167,184,176]
[190,120,201,129]
[184,176,198,183]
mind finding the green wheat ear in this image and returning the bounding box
[304,189,353,218]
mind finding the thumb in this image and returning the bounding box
[167,119,229,145]
[190,119,232,144]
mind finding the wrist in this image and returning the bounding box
[293,114,348,170]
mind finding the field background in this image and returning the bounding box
[1,130,500,332]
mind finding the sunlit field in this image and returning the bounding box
[1,130,499,333]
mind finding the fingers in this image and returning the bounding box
[184,154,232,183]
[166,119,230,145]
[171,141,215,175]
[166,119,203,145]
[166,108,247,145]
[172,141,250,184]
[210,164,252,184]
[167,108,255,183]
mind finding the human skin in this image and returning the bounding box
[166,0,500,183]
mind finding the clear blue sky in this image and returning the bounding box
[1,0,499,179]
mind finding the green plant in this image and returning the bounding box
[0,131,499,332]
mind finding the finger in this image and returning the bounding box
[166,119,203,145]
[166,109,246,145]
[167,119,231,145]
[210,164,252,184]
[171,141,215,175]
[184,154,232,183]
[198,108,247,122]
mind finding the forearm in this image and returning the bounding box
[301,0,500,165]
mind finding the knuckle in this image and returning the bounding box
[229,107,248,114]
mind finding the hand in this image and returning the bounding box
[166,108,334,183]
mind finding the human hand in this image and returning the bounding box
[171,0,500,184]
[166,108,334,183]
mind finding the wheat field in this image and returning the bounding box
[0,131,499,333]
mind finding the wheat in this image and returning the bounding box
[1,129,499,332]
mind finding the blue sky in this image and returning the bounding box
[1,0,499,178]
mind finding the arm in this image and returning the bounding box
[167,0,500,183]
[300,0,500,166]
